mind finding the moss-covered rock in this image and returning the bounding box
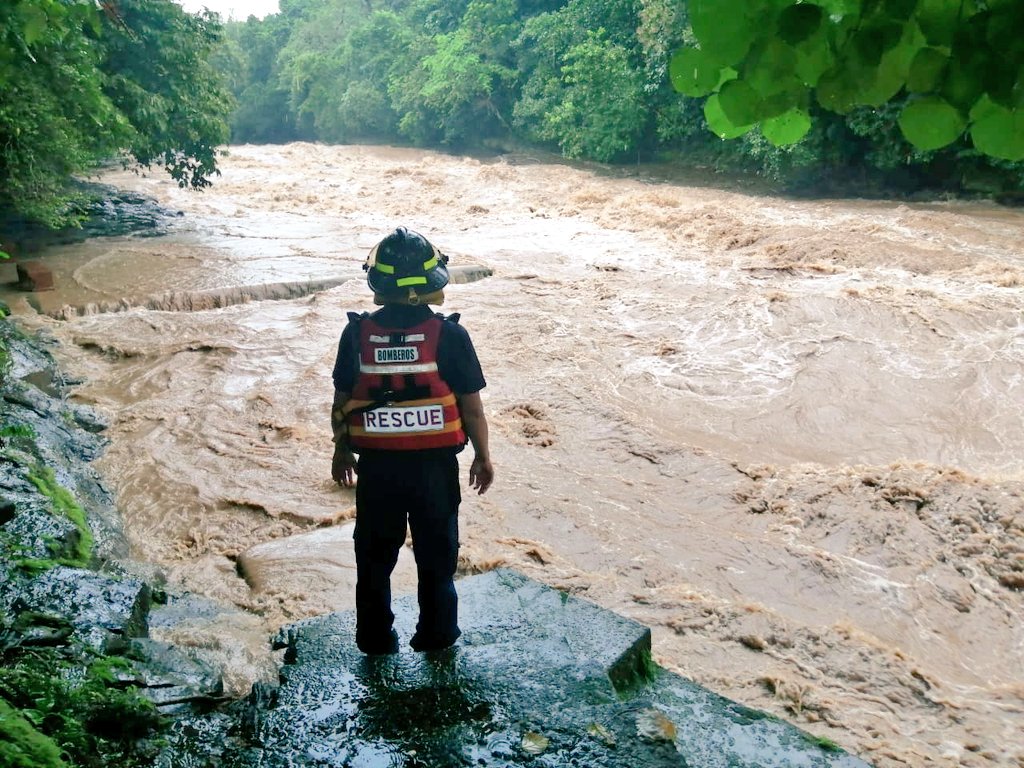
[0,697,67,768]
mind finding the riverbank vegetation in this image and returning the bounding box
[1,320,166,768]
[219,0,1023,198]
[0,0,232,229]
[1,0,1022,232]
[0,653,163,768]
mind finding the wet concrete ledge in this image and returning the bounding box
[160,569,872,767]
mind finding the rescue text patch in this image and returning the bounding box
[363,405,445,433]
[374,346,419,364]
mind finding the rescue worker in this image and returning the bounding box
[330,226,494,655]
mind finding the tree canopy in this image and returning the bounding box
[219,0,1021,194]
[2,0,1022,226]
[0,0,232,228]
[670,0,1024,161]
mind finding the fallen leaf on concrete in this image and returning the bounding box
[587,721,616,746]
[521,731,550,754]
[635,707,678,743]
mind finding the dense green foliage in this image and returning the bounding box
[220,0,1022,195]
[672,0,1024,161]
[0,697,65,768]
[0,0,232,228]
[1,319,163,767]
[0,652,163,768]
[2,0,1022,219]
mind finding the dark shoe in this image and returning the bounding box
[410,628,460,653]
[357,628,399,655]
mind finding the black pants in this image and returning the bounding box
[353,450,462,652]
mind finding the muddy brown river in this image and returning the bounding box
[2,144,1022,767]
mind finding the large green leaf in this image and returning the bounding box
[884,0,919,21]
[777,3,823,45]
[850,21,903,67]
[704,93,754,138]
[759,79,805,117]
[816,64,860,113]
[761,107,812,145]
[793,26,835,86]
[915,0,962,46]
[17,3,49,45]
[969,95,1024,160]
[857,22,924,106]
[898,96,965,149]
[827,12,861,51]
[690,0,754,66]
[1010,66,1024,109]
[980,59,1021,109]
[984,4,1024,58]
[907,47,948,92]
[717,66,740,89]
[744,38,798,96]
[669,47,721,97]
[718,78,762,125]
[941,53,987,110]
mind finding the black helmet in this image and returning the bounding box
[364,227,450,300]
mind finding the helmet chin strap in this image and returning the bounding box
[374,289,445,306]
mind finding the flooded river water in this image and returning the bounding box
[2,143,1022,767]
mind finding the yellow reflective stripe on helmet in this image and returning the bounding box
[396,276,427,286]
[375,262,396,274]
[423,256,438,270]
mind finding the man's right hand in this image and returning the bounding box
[332,443,357,487]
[469,455,494,495]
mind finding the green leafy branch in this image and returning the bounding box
[670,0,1024,160]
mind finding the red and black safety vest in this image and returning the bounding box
[344,314,466,451]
